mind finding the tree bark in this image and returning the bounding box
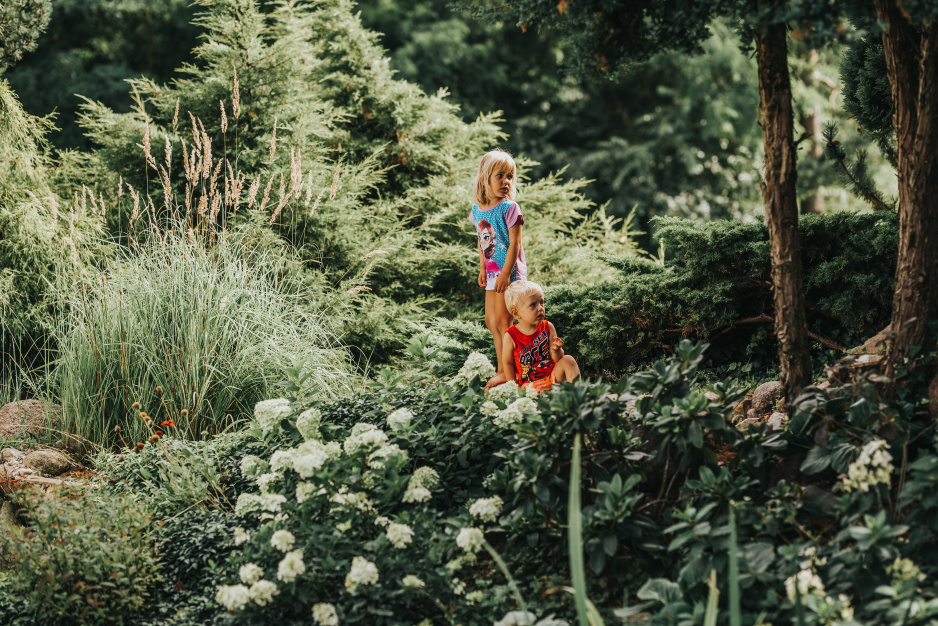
[875,2,938,386]
[754,3,812,402]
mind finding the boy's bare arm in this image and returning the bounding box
[501,332,517,382]
[548,322,564,362]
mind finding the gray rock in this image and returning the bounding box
[23,449,74,477]
[0,500,15,529]
[0,448,21,463]
[0,464,15,494]
[751,381,782,415]
[802,485,838,515]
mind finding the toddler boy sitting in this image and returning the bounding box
[486,280,580,393]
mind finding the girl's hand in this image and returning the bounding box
[478,269,487,289]
[494,272,510,293]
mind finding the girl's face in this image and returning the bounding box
[487,168,514,201]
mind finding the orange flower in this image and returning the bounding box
[161,420,175,427]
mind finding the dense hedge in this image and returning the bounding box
[546,212,899,376]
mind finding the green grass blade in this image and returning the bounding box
[704,569,719,626]
[729,505,741,626]
[569,432,590,626]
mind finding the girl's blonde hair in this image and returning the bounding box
[473,149,517,206]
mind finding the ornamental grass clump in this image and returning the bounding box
[53,232,356,448]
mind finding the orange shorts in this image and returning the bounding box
[521,373,555,395]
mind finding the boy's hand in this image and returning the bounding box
[478,269,487,288]
[552,337,565,351]
[494,272,510,293]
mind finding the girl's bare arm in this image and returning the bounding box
[494,223,522,293]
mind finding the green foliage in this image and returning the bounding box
[0,0,51,74]
[53,230,356,449]
[547,212,899,376]
[0,485,160,626]
[840,30,896,166]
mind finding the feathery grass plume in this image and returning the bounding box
[269,173,287,225]
[269,117,277,162]
[290,148,302,199]
[210,193,221,224]
[186,228,197,245]
[232,69,241,119]
[231,172,245,214]
[164,136,172,170]
[181,138,192,181]
[99,191,106,219]
[197,194,208,216]
[210,159,223,200]
[53,231,356,447]
[128,184,141,229]
[225,160,235,206]
[25,189,43,211]
[309,188,324,215]
[184,182,191,212]
[259,174,274,211]
[304,171,314,205]
[160,165,173,212]
[200,122,212,180]
[80,186,88,215]
[189,111,199,148]
[85,185,98,215]
[69,207,75,240]
[329,162,341,200]
[63,236,79,269]
[220,100,228,134]
[247,174,261,207]
[172,98,180,133]
[117,175,123,199]
[140,117,157,170]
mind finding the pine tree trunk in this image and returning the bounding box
[875,3,938,387]
[754,5,812,402]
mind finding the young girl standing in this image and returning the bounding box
[470,149,527,388]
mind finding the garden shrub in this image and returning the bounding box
[54,231,356,449]
[0,485,160,626]
[548,212,899,377]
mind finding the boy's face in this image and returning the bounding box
[487,168,514,201]
[514,292,545,326]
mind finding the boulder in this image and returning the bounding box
[24,449,74,478]
[0,448,22,463]
[850,326,890,355]
[0,399,60,440]
[751,381,782,415]
[0,464,15,494]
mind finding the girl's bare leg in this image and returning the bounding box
[553,355,581,383]
[485,290,513,385]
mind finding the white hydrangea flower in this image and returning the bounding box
[239,563,264,585]
[409,467,440,490]
[254,398,293,435]
[235,493,262,516]
[233,527,250,546]
[842,438,894,492]
[368,443,408,470]
[292,439,334,478]
[402,574,425,588]
[277,549,306,583]
[403,485,432,503]
[487,380,522,404]
[374,516,390,526]
[480,400,500,416]
[386,522,415,549]
[345,556,379,594]
[456,527,485,553]
[296,407,323,440]
[256,472,280,494]
[248,579,279,606]
[215,584,250,612]
[259,493,287,513]
[239,455,266,477]
[887,557,926,584]
[494,404,524,427]
[469,496,503,523]
[465,589,484,603]
[336,520,352,533]
[494,611,539,626]
[312,602,339,626]
[296,482,317,504]
[450,352,496,388]
[330,486,375,512]
[445,552,476,572]
[784,568,825,601]
[452,577,466,595]
[511,396,538,415]
[386,407,414,431]
[269,449,296,474]
[270,529,296,552]
[344,423,389,455]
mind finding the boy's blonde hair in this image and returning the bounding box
[504,280,543,317]
[473,149,517,206]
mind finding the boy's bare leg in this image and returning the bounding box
[553,356,581,383]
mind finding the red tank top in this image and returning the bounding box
[506,321,555,385]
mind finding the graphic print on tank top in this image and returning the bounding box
[508,321,555,384]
